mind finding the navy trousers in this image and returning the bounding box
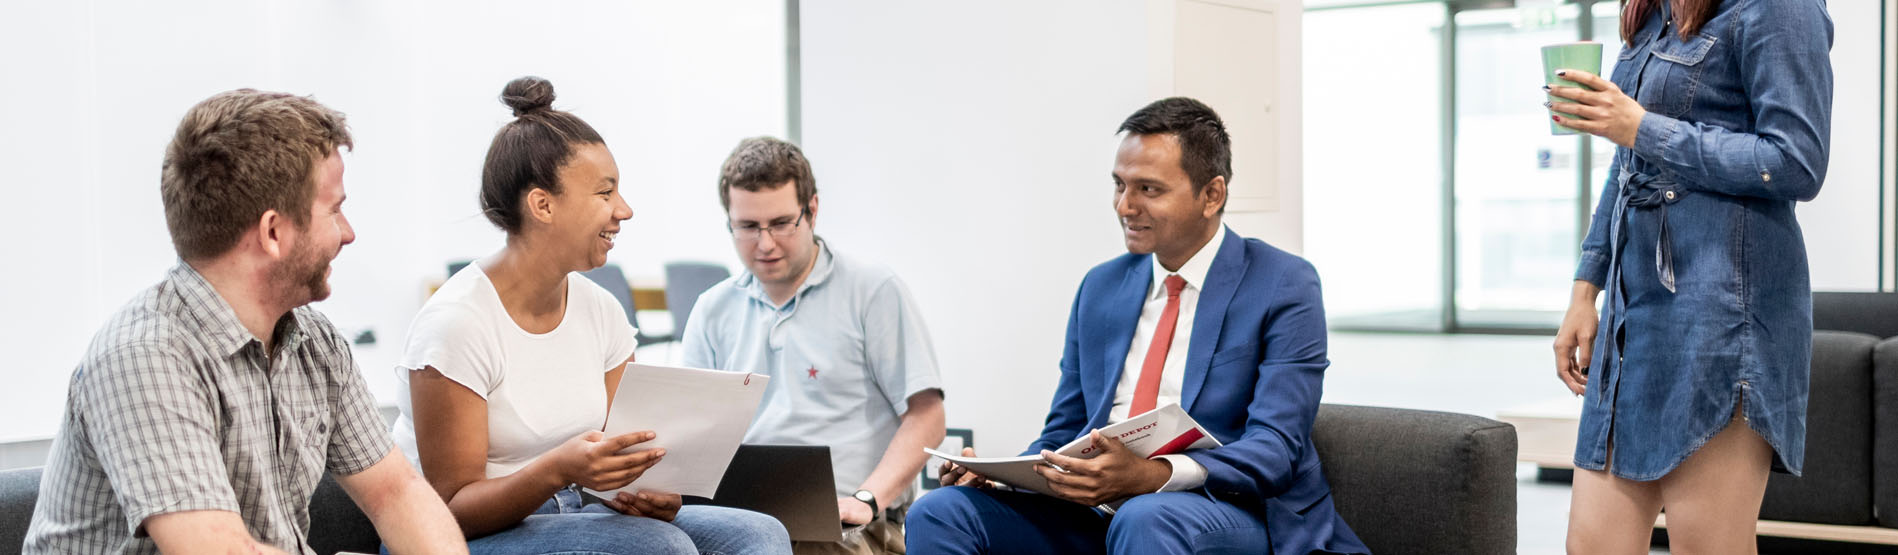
[905,486,1268,555]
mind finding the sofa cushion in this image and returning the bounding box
[1875,337,1898,529]
[1312,404,1517,555]
[1760,331,1877,525]
[1,467,40,552]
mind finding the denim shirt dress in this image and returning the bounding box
[1572,0,1833,480]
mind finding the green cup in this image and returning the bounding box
[1542,41,1603,135]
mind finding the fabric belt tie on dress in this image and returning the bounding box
[1623,181,1684,294]
[1595,170,1684,406]
[1609,171,1686,296]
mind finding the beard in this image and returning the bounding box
[270,238,334,305]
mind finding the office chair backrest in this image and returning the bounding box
[664,262,732,335]
[579,264,640,328]
[580,264,675,345]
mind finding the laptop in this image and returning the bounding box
[690,444,849,543]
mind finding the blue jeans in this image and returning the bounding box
[404,488,791,555]
[905,487,1267,555]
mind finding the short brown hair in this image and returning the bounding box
[718,136,816,212]
[161,89,352,260]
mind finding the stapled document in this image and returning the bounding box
[586,363,768,499]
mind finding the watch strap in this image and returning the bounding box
[852,489,879,520]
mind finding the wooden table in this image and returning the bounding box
[1495,395,1582,469]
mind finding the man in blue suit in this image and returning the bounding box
[905,98,1368,555]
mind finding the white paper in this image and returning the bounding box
[585,363,769,499]
[924,403,1221,498]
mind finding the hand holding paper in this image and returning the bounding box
[547,430,664,493]
[936,447,996,489]
[924,403,1219,504]
[586,363,770,499]
[1034,430,1173,506]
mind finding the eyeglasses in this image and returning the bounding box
[728,210,807,241]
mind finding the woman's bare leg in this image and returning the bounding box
[1567,462,1664,554]
[1656,407,1772,555]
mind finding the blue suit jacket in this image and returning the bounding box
[1025,229,1368,555]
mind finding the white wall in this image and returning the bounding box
[800,0,1302,456]
[1797,0,1886,292]
[0,0,785,442]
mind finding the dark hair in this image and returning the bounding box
[480,76,605,233]
[1117,97,1231,211]
[717,136,816,212]
[1621,0,1722,44]
[161,89,353,260]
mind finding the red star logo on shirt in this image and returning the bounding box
[808,366,819,379]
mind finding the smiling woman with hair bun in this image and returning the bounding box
[389,76,791,554]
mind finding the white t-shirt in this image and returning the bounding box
[390,265,638,479]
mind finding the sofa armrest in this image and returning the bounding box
[1875,336,1898,529]
[1312,404,1517,555]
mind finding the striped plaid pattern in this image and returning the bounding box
[24,263,392,554]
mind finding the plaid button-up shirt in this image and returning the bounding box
[25,263,392,554]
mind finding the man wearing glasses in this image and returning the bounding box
[680,136,946,555]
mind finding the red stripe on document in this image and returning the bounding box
[1147,428,1206,458]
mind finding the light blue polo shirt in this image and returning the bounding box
[681,239,943,500]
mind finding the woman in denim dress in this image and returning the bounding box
[1547,0,1833,552]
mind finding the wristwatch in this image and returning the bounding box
[851,489,879,521]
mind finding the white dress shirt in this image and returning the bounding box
[1109,227,1226,492]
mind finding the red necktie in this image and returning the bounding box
[1130,274,1187,417]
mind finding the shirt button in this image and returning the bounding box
[1664,190,1676,201]
[1760,171,1772,182]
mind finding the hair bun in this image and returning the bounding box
[500,76,556,117]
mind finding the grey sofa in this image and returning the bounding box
[1315,404,1519,554]
[1,404,1517,554]
[1755,292,1898,532]
[0,468,36,553]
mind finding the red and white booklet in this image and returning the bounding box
[924,403,1221,499]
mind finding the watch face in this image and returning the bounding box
[855,491,874,502]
